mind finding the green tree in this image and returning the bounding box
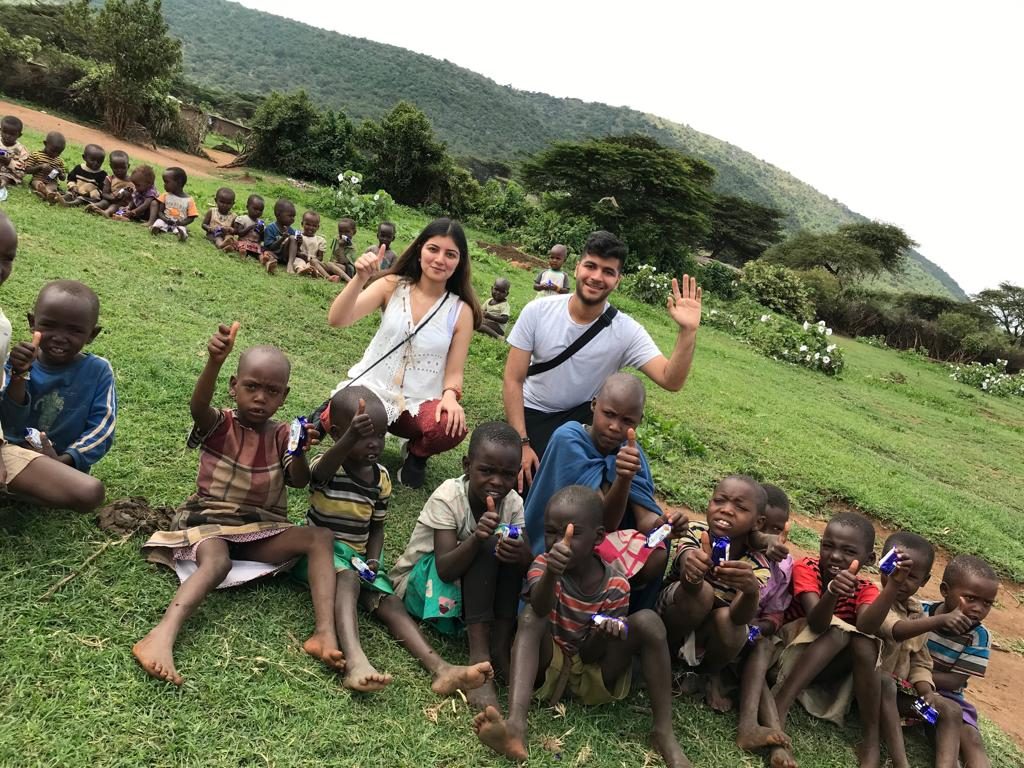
[837,221,917,274]
[63,0,182,136]
[520,134,715,273]
[704,194,784,265]
[358,102,449,206]
[973,282,1024,344]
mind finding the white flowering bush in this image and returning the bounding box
[311,169,395,224]
[704,299,845,376]
[623,264,674,306]
[949,360,1024,397]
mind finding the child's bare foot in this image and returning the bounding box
[466,679,499,711]
[737,724,790,751]
[430,661,493,696]
[856,741,880,768]
[704,672,733,712]
[770,746,799,768]
[343,659,392,693]
[650,729,692,768]
[473,705,528,762]
[132,631,183,686]
[302,633,346,672]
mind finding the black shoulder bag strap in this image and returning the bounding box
[527,304,618,378]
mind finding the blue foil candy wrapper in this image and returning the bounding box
[711,536,730,566]
[747,625,762,644]
[351,556,377,582]
[496,524,521,541]
[24,428,43,450]
[645,523,672,548]
[878,547,901,575]
[913,697,939,724]
[592,613,627,635]
[287,416,308,455]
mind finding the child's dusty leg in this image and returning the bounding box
[237,527,344,671]
[660,580,715,654]
[931,695,964,768]
[145,200,159,225]
[6,456,105,512]
[632,547,668,589]
[461,543,506,710]
[699,605,747,712]
[371,594,493,696]
[473,605,550,762]
[737,640,790,751]
[762,684,799,768]
[774,627,849,728]
[848,634,881,768]
[490,561,525,681]
[332,570,389,691]
[959,721,990,768]
[880,677,910,768]
[132,538,231,685]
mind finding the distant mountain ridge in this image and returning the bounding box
[162,0,966,300]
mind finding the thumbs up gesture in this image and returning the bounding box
[354,245,385,281]
[474,495,501,541]
[346,397,375,439]
[547,523,575,576]
[9,330,42,376]
[208,322,240,363]
[938,596,978,635]
[764,522,791,564]
[682,531,713,584]
[615,428,641,481]
[827,559,861,599]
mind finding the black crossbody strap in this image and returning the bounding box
[527,305,618,378]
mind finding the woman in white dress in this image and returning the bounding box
[323,218,482,487]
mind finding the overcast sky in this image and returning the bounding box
[236,0,1022,295]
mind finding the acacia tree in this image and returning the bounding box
[521,135,715,273]
[973,283,1024,344]
[703,194,784,265]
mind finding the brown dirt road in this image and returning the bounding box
[0,99,236,177]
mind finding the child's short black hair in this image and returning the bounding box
[44,131,66,150]
[215,187,235,201]
[83,143,104,159]
[468,420,520,459]
[328,384,380,425]
[165,166,187,187]
[2,115,23,132]
[882,531,935,572]
[761,483,790,513]
[109,150,129,165]
[37,280,100,325]
[338,217,356,230]
[547,484,603,529]
[596,371,646,409]
[583,230,628,268]
[131,164,155,189]
[717,474,768,516]
[273,198,295,216]
[828,511,876,552]
[246,193,264,208]
[943,554,997,588]
[378,221,395,231]
[303,210,321,222]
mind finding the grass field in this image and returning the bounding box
[1,127,1022,767]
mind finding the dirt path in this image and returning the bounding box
[0,100,236,178]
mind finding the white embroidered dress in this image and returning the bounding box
[333,280,464,424]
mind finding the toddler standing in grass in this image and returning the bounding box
[0,115,30,191]
[201,187,238,250]
[150,167,198,240]
[376,221,398,270]
[24,131,66,203]
[136,323,343,685]
[532,244,570,297]
[296,386,494,695]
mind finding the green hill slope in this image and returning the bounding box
[160,0,965,299]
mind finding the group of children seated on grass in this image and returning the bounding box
[0,113,1004,768]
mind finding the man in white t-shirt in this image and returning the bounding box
[503,230,702,490]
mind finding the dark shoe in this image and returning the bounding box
[398,452,427,489]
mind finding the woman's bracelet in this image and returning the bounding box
[442,386,462,402]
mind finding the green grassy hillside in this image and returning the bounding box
[0,127,1020,766]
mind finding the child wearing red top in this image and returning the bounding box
[772,512,883,768]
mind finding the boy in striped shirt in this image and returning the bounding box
[921,555,999,768]
[474,485,690,768]
[24,131,66,203]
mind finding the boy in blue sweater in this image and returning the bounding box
[3,280,117,476]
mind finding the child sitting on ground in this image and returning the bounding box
[858,532,964,768]
[24,131,66,203]
[477,278,511,338]
[61,144,107,206]
[376,221,398,271]
[2,279,117,478]
[525,373,685,609]
[232,194,265,258]
[110,164,158,222]
[771,511,882,768]
[201,187,238,250]
[297,387,495,695]
[0,116,30,190]
[136,323,344,686]
[85,150,134,216]
[389,421,531,711]
[327,218,358,281]
[151,167,198,240]
[291,211,334,279]
[735,484,795,765]
[656,475,770,709]
[261,198,297,274]
[473,485,691,768]
[0,216,105,511]
[920,555,999,768]
[532,244,570,297]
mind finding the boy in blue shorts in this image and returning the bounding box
[299,386,495,696]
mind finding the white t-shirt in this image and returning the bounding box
[507,294,661,413]
[0,308,11,394]
[388,476,525,597]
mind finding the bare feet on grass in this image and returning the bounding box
[736,724,791,751]
[132,631,183,686]
[466,679,499,712]
[650,729,692,768]
[473,706,528,762]
[302,633,346,672]
[431,661,493,696]
[704,671,733,712]
[770,746,799,768]
[343,659,392,693]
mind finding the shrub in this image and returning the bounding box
[741,261,814,321]
[310,170,395,225]
[622,264,673,306]
[508,207,594,257]
[697,260,739,299]
[475,179,534,231]
[949,360,1024,397]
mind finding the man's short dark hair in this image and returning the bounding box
[583,230,628,268]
